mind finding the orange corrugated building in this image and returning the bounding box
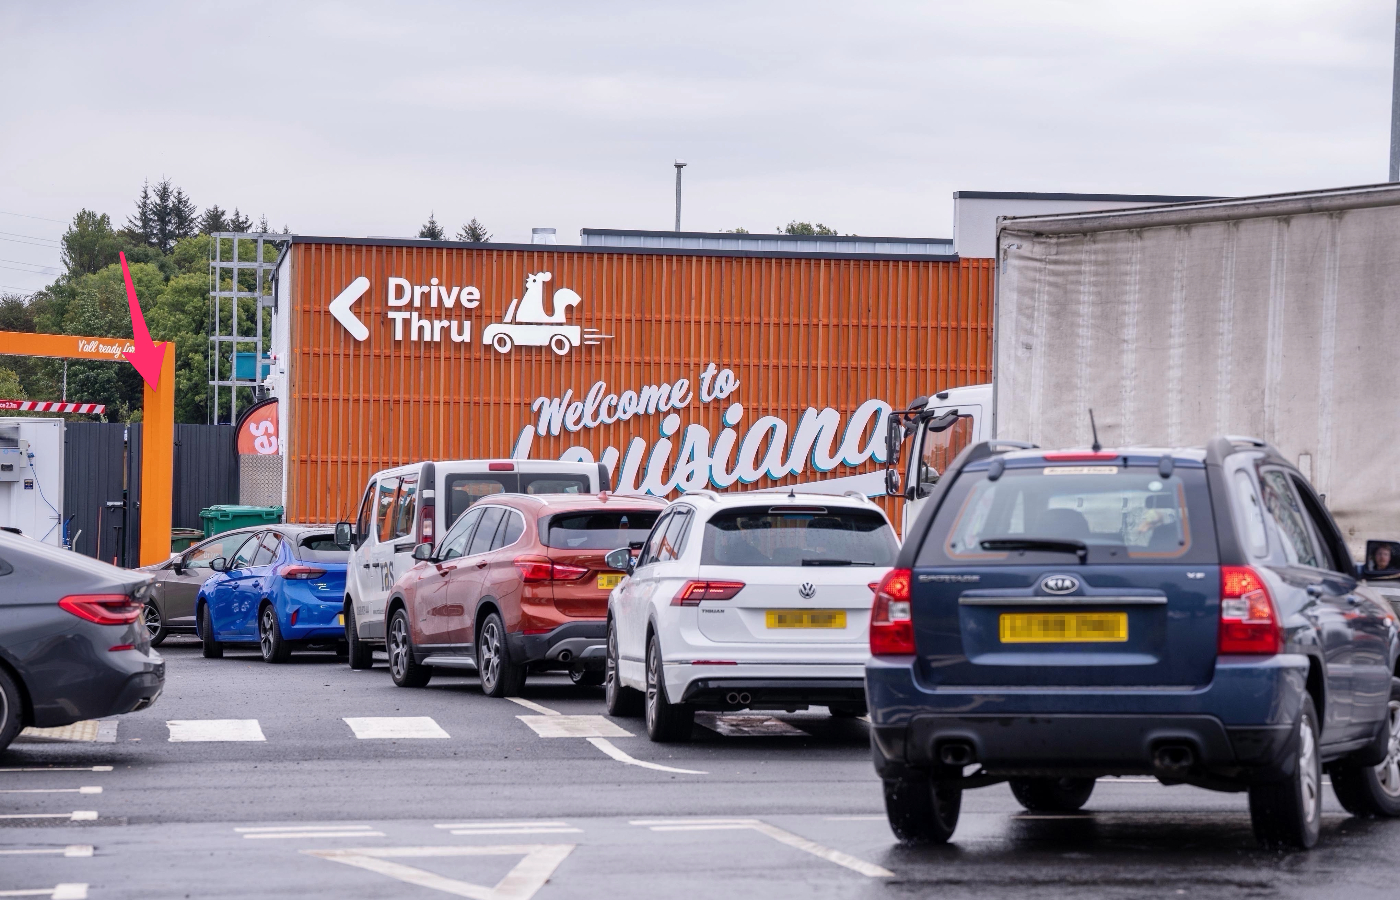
[264,231,992,526]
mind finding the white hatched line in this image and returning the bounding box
[167,719,265,742]
[0,812,96,822]
[0,847,92,858]
[343,717,449,739]
[587,737,706,775]
[505,697,560,716]
[243,831,387,840]
[0,887,87,899]
[630,818,892,878]
[0,787,101,795]
[0,766,112,773]
[516,715,631,738]
[450,827,581,836]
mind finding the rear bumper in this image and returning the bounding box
[507,620,607,666]
[866,653,1308,778]
[672,662,867,710]
[31,647,165,728]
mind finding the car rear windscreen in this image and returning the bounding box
[544,510,662,550]
[917,463,1217,566]
[296,534,351,562]
[701,507,897,567]
[444,473,591,528]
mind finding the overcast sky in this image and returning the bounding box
[0,1,1394,293]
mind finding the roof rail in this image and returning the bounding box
[1223,435,1267,447]
[964,439,1038,466]
[842,490,874,503]
[683,488,720,502]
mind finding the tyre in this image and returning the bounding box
[258,604,292,664]
[199,604,223,659]
[644,633,693,743]
[1009,777,1096,812]
[883,775,962,844]
[1248,695,1322,849]
[570,667,604,687]
[477,612,525,697]
[143,601,168,647]
[0,666,23,754]
[344,603,373,670]
[387,609,432,688]
[1330,677,1400,818]
[604,619,643,717]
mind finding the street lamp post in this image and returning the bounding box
[674,160,687,231]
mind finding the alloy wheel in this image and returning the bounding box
[480,621,501,690]
[389,616,409,680]
[1375,699,1400,798]
[1300,712,1319,825]
[143,603,162,638]
[605,625,618,693]
[645,641,659,731]
[259,608,275,658]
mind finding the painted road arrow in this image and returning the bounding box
[119,252,167,389]
[329,276,371,341]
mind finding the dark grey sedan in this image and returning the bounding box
[0,532,165,753]
[138,528,259,645]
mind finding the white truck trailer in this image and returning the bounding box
[891,182,1400,556]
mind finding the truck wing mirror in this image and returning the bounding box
[334,522,353,547]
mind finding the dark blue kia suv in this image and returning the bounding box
[867,438,1400,849]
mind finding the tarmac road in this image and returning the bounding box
[2,639,1399,900]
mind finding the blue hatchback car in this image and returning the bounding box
[868,437,1400,849]
[196,526,350,663]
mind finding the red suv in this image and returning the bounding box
[386,493,667,696]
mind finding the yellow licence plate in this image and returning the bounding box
[766,609,847,629]
[597,573,623,590]
[336,613,344,626]
[999,612,1127,643]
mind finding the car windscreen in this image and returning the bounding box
[701,507,898,567]
[295,533,351,562]
[916,463,1217,566]
[444,472,591,528]
[544,510,662,550]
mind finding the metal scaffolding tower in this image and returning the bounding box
[207,233,287,425]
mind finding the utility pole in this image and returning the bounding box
[1392,0,1400,180]
[674,160,687,231]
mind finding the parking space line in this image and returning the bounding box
[342,717,450,739]
[235,824,383,840]
[586,738,707,775]
[166,719,265,742]
[303,844,574,900]
[0,767,111,774]
[0,886,87,899]
[631,818,892,878]
[0,812,97,822]
[0,787,101,795]
[0,847,93,858]
[516,715,632,738]
[506,697,561,716]
[436,820,582,836]
[822,815,885,821]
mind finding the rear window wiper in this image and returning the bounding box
[979,538,1088,563]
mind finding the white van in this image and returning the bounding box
[336,459,608,668]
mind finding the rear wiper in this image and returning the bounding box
[801,558,874,566]
[980,538,1088,563]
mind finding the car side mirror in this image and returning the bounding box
[209,556,228,573]
[605,547,635,575]
[412,542,437,562]
[335,522,353,547]
[1363,539,1400,579]
[172,559,186,575]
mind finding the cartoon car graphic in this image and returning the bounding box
[484,271,585,356]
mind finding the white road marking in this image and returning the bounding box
[586,738,707,775]
[236,824,383,839]
[0,886,88,900]
[303,844,575,899]
[0,847,92,858]
[0,767,112,773]
[167,719,265,742]
[505,697,560,716]
[15,722,99,743]
[694,713,806,737]
[823,815,886,821]
[95,720,118,743]
[236,825,376,833]
[0,787,101,795]
[516,715,632,738]
[631,818,892,878]
[436,821,581,836]
[343,717,450,739]
[0,812,96,822]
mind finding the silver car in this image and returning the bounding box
[138,528,259,645]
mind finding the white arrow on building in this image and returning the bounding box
[329,276,371,341]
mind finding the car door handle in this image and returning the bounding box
[1306,584,1324,598]
[362,564,370,569]
[475,561,488,569]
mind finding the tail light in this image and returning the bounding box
[279,565,327,580]
[59,593,142,625]
[1042,451,1120,462]
[1219,565,1282,655]
[419,504,435,544]
[513,556,590,583]
[672,580,746,606]
[870,568,915,655]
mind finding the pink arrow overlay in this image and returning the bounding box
[119,251,167,388]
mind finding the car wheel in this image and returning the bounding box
[143,601,168,647]
[477,613,525,698]
[199,604,223,659]
[1009,777,1096,812]
[644,633,693,743]
[570,667,605,687]
[387,609,432,688]
[883,775,962,844]
[0,667,23,753]
[344,603,374,669]
[1330,677,1400,818]
[604,619,643,717]
[1248,695,1322,849]
[258,604,292,664]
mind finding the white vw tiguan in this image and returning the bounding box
[603,490,897,741]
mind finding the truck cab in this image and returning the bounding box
[886,384,993,534]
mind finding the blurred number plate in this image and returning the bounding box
[336,613,344,626]
[597,573,623,590]
[766,610,847,629]
[999,612,1127,643]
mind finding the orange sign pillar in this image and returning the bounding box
[0,330,176,566]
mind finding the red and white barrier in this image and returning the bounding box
[0,400,106,414]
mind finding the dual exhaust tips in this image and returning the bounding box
[725,691,752,706]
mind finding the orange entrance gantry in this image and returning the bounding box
[0,331,175,566]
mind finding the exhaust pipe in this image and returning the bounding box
[558,649,572,662]
[738,692,751,705]
[724,692,753,706]
[938,741,976,767]
[1153,744,1195,774]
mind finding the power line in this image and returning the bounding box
[0,236,61,251]
[0,262,59,275]
[0,284,38,293]
[0,209,65,224]
[0,230,59,244]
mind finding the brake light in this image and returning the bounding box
[1219,565,1282,655]
[672,580,746,606]
[279,565,327,580]
[488,461,515,471]
[58,594,142,625]
[870,568,915,655]
[513,556,590,583]
[1042,451,1120,462]
[419,503,435,544]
